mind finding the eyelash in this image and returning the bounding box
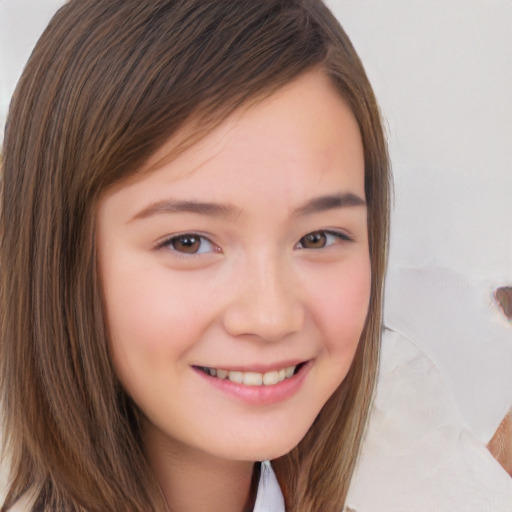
[156,229,352,256]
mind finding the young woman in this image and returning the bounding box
[0,1,390,511]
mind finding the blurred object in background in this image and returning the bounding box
[495,287,512,321]
[488,409,512,476]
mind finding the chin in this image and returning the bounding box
[214,426,309,462]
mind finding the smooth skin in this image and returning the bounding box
[96,70,370,512]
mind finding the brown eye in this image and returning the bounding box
[158,233,220,256]
[156,233,218,256]
[169,235,202,254]
[299,231,327,249]
[296,230,351,250]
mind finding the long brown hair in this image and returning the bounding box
[0,1,390,510]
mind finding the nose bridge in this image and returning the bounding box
[222,249,304,341]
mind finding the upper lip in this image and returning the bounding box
[192,359,309,373]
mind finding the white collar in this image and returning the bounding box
[253,460,285,512]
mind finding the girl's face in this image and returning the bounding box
[97,70,370,462]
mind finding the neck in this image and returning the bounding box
[143,423,257,512]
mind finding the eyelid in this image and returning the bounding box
[324,229,353,242]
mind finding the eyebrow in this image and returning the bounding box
[130,192,366,222]
[130,200,239,222]
[292,192,366,216]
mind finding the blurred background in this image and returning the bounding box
[325,0,512,442]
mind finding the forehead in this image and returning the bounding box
[99,70,365,219]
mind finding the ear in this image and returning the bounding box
[495,287,512,321]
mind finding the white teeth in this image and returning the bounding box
[285,366,295,378]
[216,369,228,379]
[204,365,298,386]
[228,371,243,384]
[243,372,263,386]
[263,371,279,385]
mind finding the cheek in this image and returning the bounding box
[101,262,214,382]
[307,256,371,355]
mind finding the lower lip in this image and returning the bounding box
[194,362,312,405]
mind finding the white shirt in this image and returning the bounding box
[253,460,286,512]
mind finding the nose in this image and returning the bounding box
[222,256,305,342]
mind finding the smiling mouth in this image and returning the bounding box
[194,362,306,386]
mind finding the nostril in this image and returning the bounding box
[495,286,512,320]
